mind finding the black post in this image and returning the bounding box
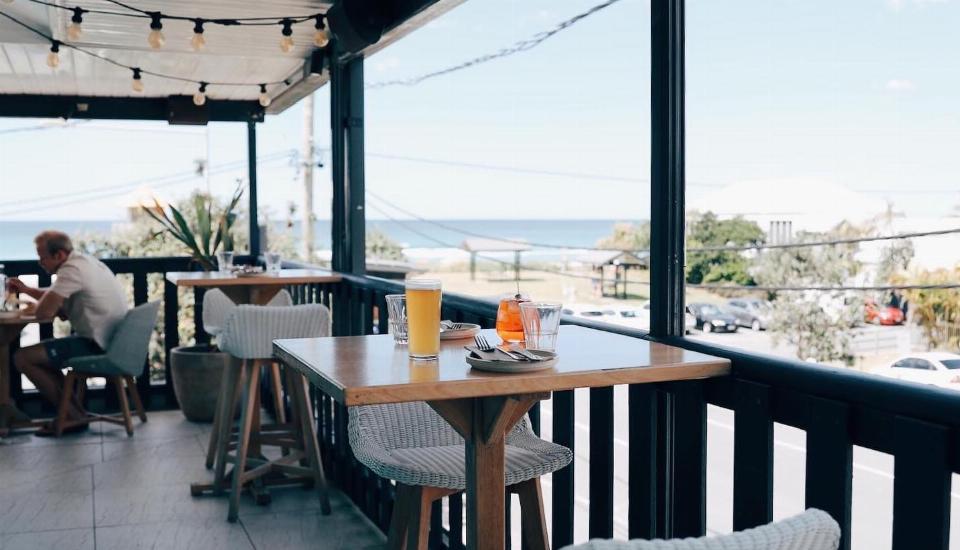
[330,55,366,276]
[247,120,261,259]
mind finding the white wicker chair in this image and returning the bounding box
[559,509,840,550]
[195,303,331,523]
[350,401,572,549]
[201,288,293,336]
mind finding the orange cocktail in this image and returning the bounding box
[496,293,529,343]
[406,279,442,359]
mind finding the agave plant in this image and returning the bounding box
[143,184,244,271]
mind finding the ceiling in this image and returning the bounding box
[0,0,460,115]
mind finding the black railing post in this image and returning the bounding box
[892,416,950,550]
[330,54,366,277]
[551,390,576,548]
[589,386,615,538]
[163,279,180,406]
[733,380,773,531]
[247,120,261,259]
[805,396,852,550]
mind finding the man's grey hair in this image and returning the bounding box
[34,230,74,256]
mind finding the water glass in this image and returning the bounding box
[216,250,234,273]
[265,251,283,273]
[519,302,562,352]
[406,279,442,360]
[385,294,408,345]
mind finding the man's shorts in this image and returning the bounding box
[42,336,103,368]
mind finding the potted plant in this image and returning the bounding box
[144,185,243,421]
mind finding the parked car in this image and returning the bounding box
[685,308,696,334]
[725,299,771,331]
[687,303,738,333]
[877,353,960,388]
[864,298,904,326]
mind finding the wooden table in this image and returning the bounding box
[0,313,52,435]
[165,269,342,305]
[274,325,730,550]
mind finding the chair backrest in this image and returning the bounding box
[219,303,330,359]
[104,301,161,376]
[559,509,840,550]
[201,289,294,336]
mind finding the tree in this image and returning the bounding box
[685,212,764,285]
[906,267,960,351]
[596,221,650,251]
[753,228,863,365]
[366,229,404,261]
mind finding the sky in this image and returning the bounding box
[1,0,959,222]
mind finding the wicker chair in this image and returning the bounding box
[201,288,293,336]
[559,509,840,550]
[350,401,573,549]
[55,301,159,437]
[196,303,332,523]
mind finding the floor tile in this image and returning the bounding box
[240,505,386,550]
[95,483,228,527]
[99,410,209,442]
[94,455,209,490]
[0,528,95,550]
[0,469,94,534]
[95,518,254,550]
[102,435,204,462]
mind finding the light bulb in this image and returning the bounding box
[190,32,205,51]
[258,84,271,107]
[131,69,144,92]
[279,35,294,53]
[67,22,82,41]
[46,50,60,69]
[193,91,206,106]
[313,28,329,48]
[148,29,165,49]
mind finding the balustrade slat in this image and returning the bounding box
[449,493,464,550]
[589,386,615,539]
[892,416,951,550]
[162,280,179,402]
[551,389,575,548]
[671,381,706,538]
[733,380,773,531]
[133,272,151,392]
[804,396,852,550]
[193,287,209,345]
[628,384,658,539]
[363,288,376,335]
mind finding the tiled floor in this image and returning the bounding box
[0,410,386,550]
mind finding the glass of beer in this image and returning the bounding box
[405,279,442,360]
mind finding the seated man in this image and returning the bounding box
[5,231,128,434]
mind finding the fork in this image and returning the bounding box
[474,335,525,360]
[442,321,470,330]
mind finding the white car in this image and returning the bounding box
[879,352,960,388]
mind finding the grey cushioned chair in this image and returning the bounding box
[559,509,840,550]
[55,301,160,437]
[201,288,293,337]
[350,401,573,549]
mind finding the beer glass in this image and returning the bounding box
[405,279,442,360]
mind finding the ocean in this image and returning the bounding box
[0,219,634,261]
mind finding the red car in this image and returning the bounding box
[865,299,904,326]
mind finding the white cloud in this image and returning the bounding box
[885,79,916,92]
[887,0,948,11]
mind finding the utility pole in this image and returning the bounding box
[301,93,315,262]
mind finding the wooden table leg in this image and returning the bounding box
[428,393,549,550]
[0,325,25,405]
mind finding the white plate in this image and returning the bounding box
[466,350,558,373]
[440,323,481,340]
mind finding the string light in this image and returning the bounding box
[131,67,144,92]
[258,84,271,107]
[147,12,165,49]
[191,19,206,51]
[46,40,60,69]
[66,7,84,41]
[279,18,294,53]
[193,82,207,106]
[313,15,329,48]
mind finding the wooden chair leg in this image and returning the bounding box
[113,376,134,436]
[291,371,331,514]
[213,360,244,493]
[406,485,431,550]
[207,358,240,470]
[124,376,147,422]
[54,372,76,437]
[515,478,550,550]
[387,484,412,550]
[228,360,260,522]
[269,362,286,425]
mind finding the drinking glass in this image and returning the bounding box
[405,279,442,360]
[385,294,408,345]
[495,293,530,343]
[265,251,283,273]
[216,250,234,273]
[519,302,562,352]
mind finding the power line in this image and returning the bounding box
[365,0,624,89]
[687,283,960,292]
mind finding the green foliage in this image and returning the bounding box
[754,228,863,365]
[875,240,914,285]
[596,222,651,251]
[366,228,404,261]
[907,267,960,352]
[143,184,243,271]
[685,212,764,285]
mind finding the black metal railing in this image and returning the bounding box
[311,273,960,550]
